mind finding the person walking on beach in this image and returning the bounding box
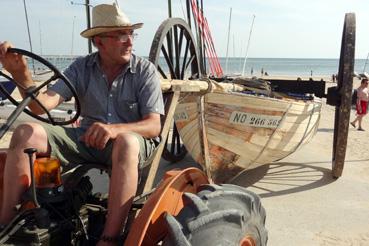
[0,3,163,245]
[351,78,369,131]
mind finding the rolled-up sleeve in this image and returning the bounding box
[48,60,80,101]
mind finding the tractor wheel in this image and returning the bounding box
[164,184,268,246]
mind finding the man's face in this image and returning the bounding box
[96,29,135,65]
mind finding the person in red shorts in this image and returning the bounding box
[351,78,369,131]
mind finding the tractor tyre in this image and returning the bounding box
[164,184,268,246]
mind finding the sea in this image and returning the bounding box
[3,56,369,78]
[215,57,369,77]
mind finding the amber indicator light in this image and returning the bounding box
[34,157,62,188]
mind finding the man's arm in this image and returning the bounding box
[0,41,64,113]
[80,113,161,150]
[27,90,65,115]
[110,113,161,138]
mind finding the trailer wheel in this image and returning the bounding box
[332,13,355,178]
[149,18,202,163]
[164,184,268,246]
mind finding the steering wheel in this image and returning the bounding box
[0,48,81,137]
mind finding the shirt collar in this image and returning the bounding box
[87,52,137,74]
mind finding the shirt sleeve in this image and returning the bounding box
[138,62,164,117]
[48,60,79,101]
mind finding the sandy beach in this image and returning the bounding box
[1,77,369,245]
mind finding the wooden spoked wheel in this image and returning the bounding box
[149,18,201,162]
[332,13,355,178]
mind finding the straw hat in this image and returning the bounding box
[80,3,143,38]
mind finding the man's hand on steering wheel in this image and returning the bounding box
[0,43,81,127]
[0,41,34,89]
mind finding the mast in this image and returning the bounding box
[71,16,76,56]
[22,0,35,73]
[233,34,235,58]
[225,8,232,75]
[38,21,42,55]
[242,14,256,76]
[85,0,92,53]
[71,0,92,53]
[168,0,172,17]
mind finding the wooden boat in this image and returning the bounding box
[170,78,322,183]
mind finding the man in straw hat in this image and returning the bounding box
[0,3,163,245]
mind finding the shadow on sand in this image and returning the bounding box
[89,152,368,199]
[154,153,345,199]
[230,162,336,198]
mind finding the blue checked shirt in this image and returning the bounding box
[50,53,164,131]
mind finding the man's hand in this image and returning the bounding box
[0,41,33,88]
[80,122,117,150]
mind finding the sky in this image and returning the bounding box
[0,0,368,59]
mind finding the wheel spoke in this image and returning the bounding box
[161,46,176,78]
[157,65,167,79]
[185,54,196,76]
[181,39,191,79]
[175,125,181,153]
[166,31,174,70]
[174,25,180,78]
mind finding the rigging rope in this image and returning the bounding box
[190,0,223,77]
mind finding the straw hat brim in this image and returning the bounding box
[80,23,143,38]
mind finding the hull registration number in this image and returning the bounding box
[229,111,282,128]
[174,111,189,121]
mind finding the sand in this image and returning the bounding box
[1,77,369,245]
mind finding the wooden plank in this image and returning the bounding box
[160,78,245,93]
[142,91,180,193]
[198,95,212,179]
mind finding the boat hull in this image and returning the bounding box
[174,92,321,183]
